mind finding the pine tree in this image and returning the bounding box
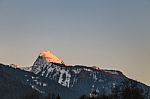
[56,94,61,99]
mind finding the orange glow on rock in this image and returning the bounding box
[40,51,64,64]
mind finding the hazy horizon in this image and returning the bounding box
[0,0,150,85]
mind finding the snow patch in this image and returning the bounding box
[72,68,81,74]
[43,83,47,87]
[58,69,71,87]
[104,70,119,75]
[83,68,92,72]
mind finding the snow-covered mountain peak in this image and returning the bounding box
[39,51,64,64]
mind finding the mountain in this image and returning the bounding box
[0,64,40,99]
[0,64,76,99]
[0,51,150,99]
[30,51,150,99]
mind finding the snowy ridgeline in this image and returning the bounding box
[31,56,122,89]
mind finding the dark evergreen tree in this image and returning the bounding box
[79,95,88,99]
[121,80,144,99]
[56,94,61,99]
[122,87,144,99]
[22,90,40,99]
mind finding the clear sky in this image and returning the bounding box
[0,0,150,85]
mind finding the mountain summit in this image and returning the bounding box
[39,51,64,64]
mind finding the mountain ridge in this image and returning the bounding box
[1,51,150,99]
[29,52,150,98]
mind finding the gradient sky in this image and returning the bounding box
[0,0,150,85]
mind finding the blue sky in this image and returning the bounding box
[0,0,150,85]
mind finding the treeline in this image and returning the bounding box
[22,91,61,99]
[80,88,144,99]
[79,85,144,99]
[22,80,145,99]
[22,86,144,99]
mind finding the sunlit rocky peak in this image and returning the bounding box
[39,51,64,64]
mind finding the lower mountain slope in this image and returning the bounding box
[1,62,150,99]
[0,64,39,99]
[0,64,76,99]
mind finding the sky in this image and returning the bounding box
[0,0,150,85]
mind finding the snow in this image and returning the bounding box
[84,68,92,72]
[24,75,28,77]
[98,79,103,82]
[21,66,32,71]
[104,70,119,75]
[31,85,45,94]
[72,68,81,74]
[31,76,35,79]
[92,73,98,81]
[36,81,42,86]
[31,85,34,88]
[112,83,116,88]
[41,70,46,76]
[43,83,47,87]
[10,64,19,68]
[40,51,64,64]
[33,80,37,82]
[46,66,55,75]
[71,77,78,87]
[92,85,95,88]
[96,88,99,93]
[58,69,71,87]
[53,71,60,78]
